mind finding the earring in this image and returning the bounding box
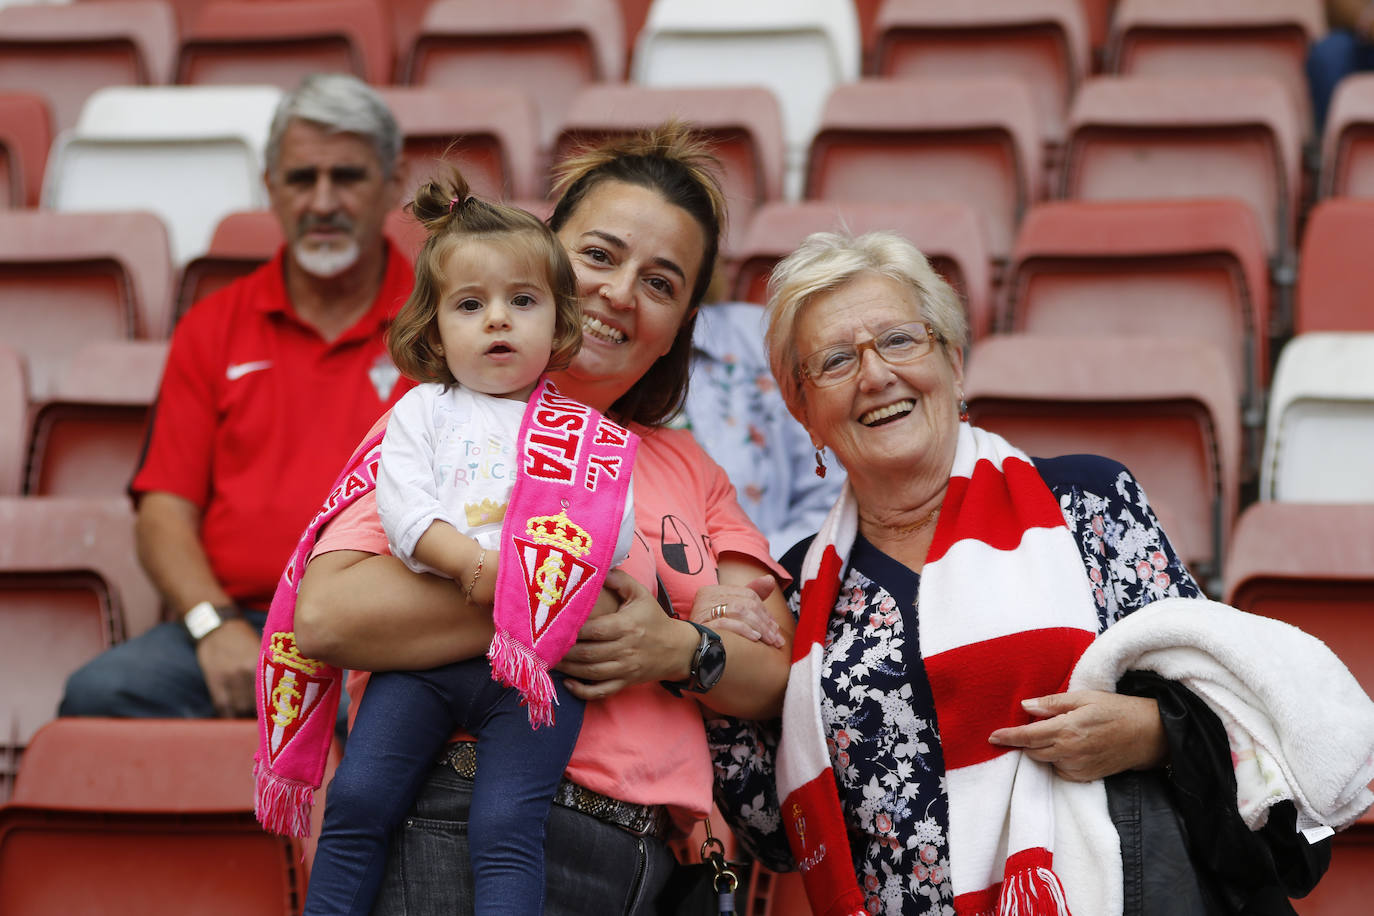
[814,446,827,479]
[959,398,970,423]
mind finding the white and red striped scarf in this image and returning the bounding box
[777,424,1109,916]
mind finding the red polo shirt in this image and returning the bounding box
[132,243,416,608]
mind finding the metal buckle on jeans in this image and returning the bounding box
[441,741,672,841]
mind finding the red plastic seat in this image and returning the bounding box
[0,91,50,208]
[0,498,158,797]
[175,0,393,89]
[0,210,173,400]
[1296,199,1374,333]
[0,345,26,497]
[0,718,305,913]
[1005,198,1271,424]
[552,84,786,242]
[400,0,625,151]
[1322,73,1374,199]
[872,0,1090,157]
[806,77,1042,261]
[965,334,1240,588]
[0,1,175,134]
[26,341,167,498]
[1105,0,1324,138]
[173,209,281,322]
[728,199,993,342]
[376,85,541,204]
[1060,75,1303,265]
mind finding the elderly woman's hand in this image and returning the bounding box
[690,576,785,648]
[987,690,1169,783]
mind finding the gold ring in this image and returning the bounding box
[711,603,727,620]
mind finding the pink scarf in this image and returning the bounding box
[486,378,637,727]
[776,424,1101,916]
[254,378,636,836]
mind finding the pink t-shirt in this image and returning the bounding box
[313,414,787,829]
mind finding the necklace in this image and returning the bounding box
[868,505,941,538]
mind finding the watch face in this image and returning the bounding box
[696,632,726,691]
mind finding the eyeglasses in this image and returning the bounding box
[799,321,943,388]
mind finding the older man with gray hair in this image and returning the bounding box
[60,73,415,721]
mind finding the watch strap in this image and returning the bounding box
[660,620,719,697]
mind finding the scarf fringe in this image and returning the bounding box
[488,629,558,728]
[996,866,1073,916]
[253,754,315,839]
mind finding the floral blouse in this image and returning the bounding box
[706,455,1202,916]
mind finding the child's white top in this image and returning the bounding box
[378,382,635,577]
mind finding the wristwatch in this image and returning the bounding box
[661,621,726,697]
[184,601,240,643]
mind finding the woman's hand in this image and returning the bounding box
[557,569,695,701]
[690,575,785,648]
[987,690,1169,782]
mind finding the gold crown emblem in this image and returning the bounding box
[464,497,507,528]
[270,632,323,676]
[525,507,591,557]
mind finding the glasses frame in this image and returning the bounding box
[798,321,944,389]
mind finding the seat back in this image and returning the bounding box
[1006,198,1271,412]
[965,334,1240,585]
[872,0,1090,151]
[1321,73,1374,199]
[26,341,167,497]
[552,84,786,243]
[806,77,1041,261]
[0,718,304,914]
[46,85,281,267]
[0,1,176,134]
[0,209,172,400]
[0,91,51,208]
[1106,0,1323,139]
[728,199,993,341]
[174,209,281,321]
[0,345,25,497]
[633,0,861,196]
[1296,199,1374,333]
[402,0,624,150]
[376,85,541,203]
[1261,333,1374,502]
[176,0,393,88]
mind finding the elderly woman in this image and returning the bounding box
[709,231,1340,916]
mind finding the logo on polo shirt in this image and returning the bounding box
[368,354,400,401]
[226,360,273,381]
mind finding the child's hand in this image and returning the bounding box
[467,548,498,606]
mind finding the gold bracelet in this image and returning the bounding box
[464,548,486,602]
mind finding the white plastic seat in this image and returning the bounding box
[1261,332,1374,502]
[632,0,861,198]
[43,85,281,266]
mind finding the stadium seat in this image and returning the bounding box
[1260,332,1374,502]
[0,498,158,798]
[871,0,1090,161]
[0,1,176,134]
[0,345,25,497]
[552,84,786,241]
[401,0,624,152]
[1078,0,1115,57]
[727,199,993,342]
[175,0,393,89]
[1004,198,1271,431]
[805,77,1041,262]
[44,84,281,266]
[964,334,1240,589]
[1060,75,1304,268]
[0,718,306,913]
[1105,0,1324,139]
[25,341,167,498]
[375,85,541,204]
[632,0,862,198]
[1320,73,1374,199]
[0,209,173,400]
[173,209,280,321]
[1295,198,1374,333]
[0,90,49,208]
